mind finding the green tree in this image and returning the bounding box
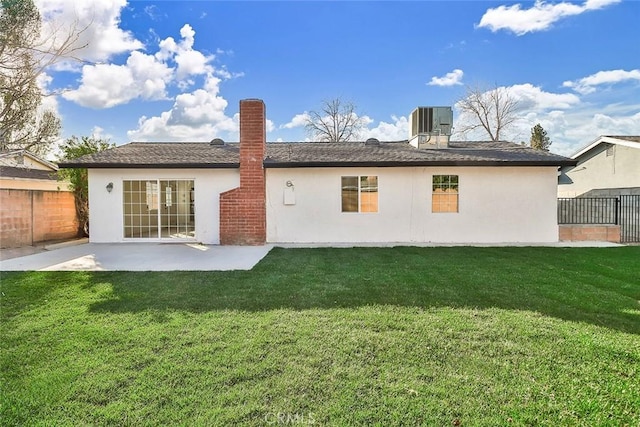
[58,136,113,236]
[0,0,85,155]
[530,123,551,151]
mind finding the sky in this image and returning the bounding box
[35,0,640,156]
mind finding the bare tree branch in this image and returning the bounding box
[0,0,89,155]
[456,84,521,142]
[304,98,365,142]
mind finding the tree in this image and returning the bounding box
[58,136,113,236]
[456,84,520,141]
[305,98,365,142]
[0,0,85,155]
[529,123,551,151]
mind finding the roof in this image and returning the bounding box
[570,135,640,159]
[59,140,576,169]
[264,141,575,167]
[0,149,59,171]
[58,143,240,169]
[0,166,59,180]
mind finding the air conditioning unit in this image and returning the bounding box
[408,106,453,149]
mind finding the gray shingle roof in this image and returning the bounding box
[265,141,575,167]
[0,166,59,180]
[59,142,240,168]
[59,140,576,169]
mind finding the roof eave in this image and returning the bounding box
[58,162,240,169]
[264,160,577,168]
[571,135,640,159]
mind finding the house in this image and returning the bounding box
[1,150,78,248]
[0,149,67,191]
[558,135,640,198]
[557,136,640,244]
[59,99,575,245]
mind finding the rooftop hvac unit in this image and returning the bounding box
[409,106,453,149]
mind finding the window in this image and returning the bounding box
[341,176,378,213]
[123,179,195,239]
[432,175,458,213]
[146,181,159,211]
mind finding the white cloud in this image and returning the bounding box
[63,23,223,108]
[452,83,581,143]
[477,0,621,35]
[362,115,409,141]
[143,4,165,21]
[90,126,114,141]
[508,83,580,109]
[266,120,275,133]
[36,0,143,64]
[563,69,640,94]
[37,72,60,123]
[154,24,214,81]
[428,69,464,87]
[127,74,237,142]
[174,24,214,79]
[452,82,640,155]
[63,51,173,108]
[281,113,311,129]
[514,108,640,155]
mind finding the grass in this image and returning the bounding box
[1,246,639,426]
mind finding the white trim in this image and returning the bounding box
[571,136,640,159]
[0,149,59,170]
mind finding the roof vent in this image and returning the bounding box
[408,106,453,149]
[365,138,380,146]
[210,138,224,146]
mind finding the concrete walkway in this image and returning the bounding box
[0,242,273,271]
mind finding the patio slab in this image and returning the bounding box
[0,242,273,271]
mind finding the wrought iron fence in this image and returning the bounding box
[619,195,640,243]
[557,197,618,225]
[558,196,640,243]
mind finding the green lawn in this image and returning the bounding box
[1,246,639,426]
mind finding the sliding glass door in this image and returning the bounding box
[123,179,195,239]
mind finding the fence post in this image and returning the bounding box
[615,197,620,225]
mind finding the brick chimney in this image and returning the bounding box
[219,99,266,245]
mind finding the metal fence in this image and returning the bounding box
[557,197,618,225]
[558,196,640,243]
[619,195,640,243]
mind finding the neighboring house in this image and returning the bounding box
[558,136,640,198]
[0,149,68,191]
[59,99,575,245]
[0,150,78,248]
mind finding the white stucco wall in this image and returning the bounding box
[88,168,239,244]
[266,166,560,243]
[558,145,640,197]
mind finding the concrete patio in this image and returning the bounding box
[0,241,274,271]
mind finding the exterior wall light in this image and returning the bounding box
[106,182,114,193]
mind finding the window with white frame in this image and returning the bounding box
[432,175,458,213]
[341,176,378,213]
[123,179,195,239]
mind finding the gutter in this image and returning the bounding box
[57,162,240,169]
[264,160,578,168]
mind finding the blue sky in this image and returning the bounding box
[37,0,640,155]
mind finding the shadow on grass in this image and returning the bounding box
[84,247,640,335]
